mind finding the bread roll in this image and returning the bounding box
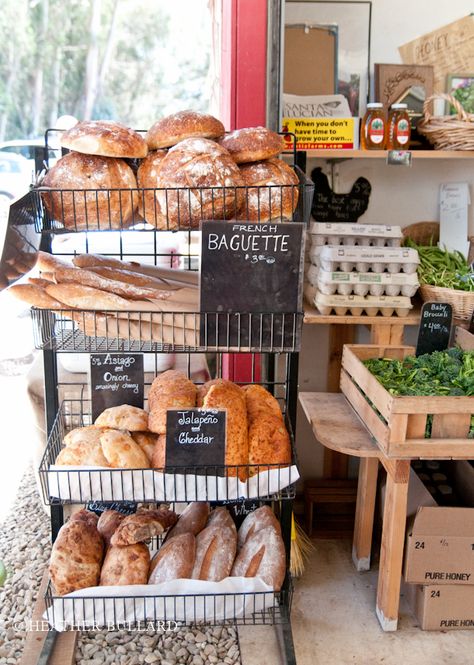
[207,507,236,534]
[49,511,104,595]
[97,509,126,546]
[192,524,237,582]
[131,432,159,462]
[243,384,283,423]
[151,434,166,469]
[139,138,244,230]
[146,111,225,149]
[237,506,281,550]
[61,120,147,159]
[100,430,150,469]
[218,127,285,164]
[148,370,197,434]
[248,414,291,475]
[7,284,64,310]
[100,543,150,586]
[41,151,137,231]
[110,507,178,546]
[238,158,299,222]
[231,525,285,591]
[148,533,196,584]
[95,405,148,432]
[203,382,248,480]
[55,439,110,467]
[166,502,210,539]
[64,425,108,447]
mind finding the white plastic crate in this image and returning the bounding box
[310,222,403,248]
[314,291,413,317]
[316,245,419,274]
[317,268,419,297]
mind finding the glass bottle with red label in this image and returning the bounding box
[361,103,386,150]
[387,103,411,150]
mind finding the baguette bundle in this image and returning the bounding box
[8,252,200,345]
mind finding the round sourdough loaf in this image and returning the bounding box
[146,110,225,149]
[138,138,244,229]
[136,149,168,228]
[218,127,285,164]
[42,151,138,230]
[238,158,299,222]
[60,120,147,158]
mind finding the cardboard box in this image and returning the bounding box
[405,507,474,585]
[407,583,474,631]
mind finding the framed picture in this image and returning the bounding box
[374,64,434,114]
[446,75,474,114]
[285,1,372,117]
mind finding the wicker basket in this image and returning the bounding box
[419,284,474,321]
[402,221,439,246]
[417,93,474,151]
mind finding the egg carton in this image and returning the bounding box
[304,283,318,305]
[314,291,413,317]
[310,222,403,248]
[317,268,419,297]
[315,245,419,274]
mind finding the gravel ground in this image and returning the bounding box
[0,468,242,665]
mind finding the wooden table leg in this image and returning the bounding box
[352,457,379,572]
[376,460,410,631]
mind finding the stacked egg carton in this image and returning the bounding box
[305,222,420,317]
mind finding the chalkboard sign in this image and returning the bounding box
[310,167,371,223]
[200,221,304,347]
[416,302,452,356]
[90,353,144,422]
[165,408,226,474]
[219,500,270,528]
[470,309,474,334]
[86,501,137,516]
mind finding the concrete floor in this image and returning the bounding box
[238,539,474,665]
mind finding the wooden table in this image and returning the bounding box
[299,392,411,632]
[303,304,421,479]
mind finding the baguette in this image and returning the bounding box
[36,251,71,272]
[7,284,64,309]
[148,533,196,584]
[54,266,172,301]
[231,525,285,591]
[73,254,199,287]
[45,283,134,310]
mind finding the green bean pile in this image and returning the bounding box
[404,238,474,292]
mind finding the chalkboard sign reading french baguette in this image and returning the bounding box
[200,221,304,348]
[165,408,226,475]
[90,353,144,422]
[416,302,452,357]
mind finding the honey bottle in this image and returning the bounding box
[361,103,386,150]
[387,103,410,150]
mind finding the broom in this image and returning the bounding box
[290,512,315,578]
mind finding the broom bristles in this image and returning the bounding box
[290,518,315,578]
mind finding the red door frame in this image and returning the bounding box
[219,0,268,382]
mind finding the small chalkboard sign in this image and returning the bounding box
[310,167,371,223]
[90,353,144,422]
[220,500,270,528]
[470,309,474,334]
[416,302,452,356]
[165,408,226,475]
[86,501,137,516]
[200,221,304,347]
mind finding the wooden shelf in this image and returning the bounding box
[303,149,474,160]
[303,303,421,326]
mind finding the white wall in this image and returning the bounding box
[291,0,474,480]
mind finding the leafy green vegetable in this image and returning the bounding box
[404,238,474,292]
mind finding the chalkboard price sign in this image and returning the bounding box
[90,353,144,422]
[165,408,226,475]
[200,221,304,347]
[86,501,137,516]
[416,302,452,356]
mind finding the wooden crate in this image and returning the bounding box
[340,344,473,458]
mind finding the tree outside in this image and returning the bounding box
[0,0,212,141]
